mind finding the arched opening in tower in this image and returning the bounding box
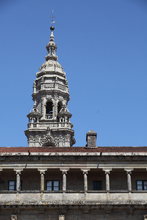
[46,101,53,119]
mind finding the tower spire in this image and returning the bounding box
[25,21,75,148]
[46,26,57,61]
[46,11,57,61]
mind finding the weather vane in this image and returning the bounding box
[51,10,55,25]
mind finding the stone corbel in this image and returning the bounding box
[102,168,112,174]
[11,215,17,220]
[14,169,23,174]
[60,169,69,174]
[38,169,47,174]
[124,168,134,174]
[81,169,90,174]
[59,215,65,220]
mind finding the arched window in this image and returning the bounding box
[46,101,53,119]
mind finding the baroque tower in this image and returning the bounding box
[25,25,75,147]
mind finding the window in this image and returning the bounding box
[136,180,147,190]
[8,180,16,191]
[93,181,102,190]
[46,101,53,119]
[46,180,60,191]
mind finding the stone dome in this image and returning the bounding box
[40,59,65,75]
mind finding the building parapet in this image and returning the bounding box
[0,192,147,206]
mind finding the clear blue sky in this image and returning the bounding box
[0,0,147,147]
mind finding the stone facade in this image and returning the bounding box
[1,147,147,219]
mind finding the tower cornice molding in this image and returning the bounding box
[32,90,70,101]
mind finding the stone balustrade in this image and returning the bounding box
[28,122,72,129]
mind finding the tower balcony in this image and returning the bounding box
[27,122,73,129]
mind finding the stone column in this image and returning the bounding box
[60,169,68,192]
[38,169,47,192]
[81,169,89,192]
[15,170,22,192]
[103,169,112,192]
[125,169,133,192]
[53,101,57,119]
[42,97,46,119]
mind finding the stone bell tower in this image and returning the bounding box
[25,25,75,147]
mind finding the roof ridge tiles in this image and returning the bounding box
[0,146,147,153]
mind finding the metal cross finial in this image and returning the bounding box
[51,10,55,25]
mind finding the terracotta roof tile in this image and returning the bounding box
[0,146,147,153]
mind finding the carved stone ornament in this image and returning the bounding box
[65,134,70,141]
[11,215,17,220]
[54,137,60,146]
[40,135,55,147]
[29,135,37,143]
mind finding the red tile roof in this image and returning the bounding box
[0,146,147,153]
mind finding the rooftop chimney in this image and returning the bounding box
[86,130,97,148]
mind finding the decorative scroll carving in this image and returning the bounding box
[40,135,55,147]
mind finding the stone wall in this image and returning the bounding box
[0,207,147,220]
